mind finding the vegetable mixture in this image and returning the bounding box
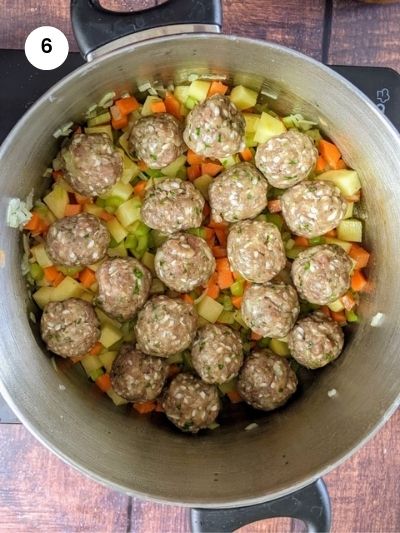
[21,78,370,433]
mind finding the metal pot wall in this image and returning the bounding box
[0,1,399,531]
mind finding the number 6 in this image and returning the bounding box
[42,38,52,54]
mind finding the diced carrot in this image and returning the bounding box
[251,331,262,341]
[216,257,231,272]
[111,115,128,130]
[351,270,368,292]
[24,212,41,232]
[203,202,211,220]
[168,364,181,379]
[217,269,234,290]
[341,292,356,311]
[209,219,229,230]
[206,273,220,299]
[133,180,147,198]
[231,295,243,309]
[79,267,97,289]
[215,228,228,247]
[319,139,341,168]
[164,92,181,119]
[345,192,361,202]
[138,160,148,171]
[294,236,310,247]
[320,305,331,318]
[99,211,114,222]
[150,100,166,114]
[89,342,103,356]
[227,390,243,404]
[52,169,64,180]
[75,193,90,206]
[64,204,82,217]
[115,96,140,115]
[181,293,194,305]
[96,373,112,392]
[333,158,347,170]
[187,164,202,181]
[268,199,282,213]
[240,147,253,161]
[324,229,337,238]
[133,400,156,414]
[315,155,327,172]
[212,246,227,258]
[349,244,370,270]
[43,266,65,287]
[331,310,347,324]
[201,162,223,177]
[208,81,229,97]
[187,149,204,166]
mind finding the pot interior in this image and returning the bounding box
[0,35,399,507]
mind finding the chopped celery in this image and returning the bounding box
[254,112,286,144]
[245,134,257,148]
[124,234,138,250]
[116,198,141,227]
[270,338,290,356]
[233,310,248,328]
[230,280,245,297]
[197,295,224,323]
[98,91,116,108]
[31,243,53,268]
[106,218,128,243]
[162,155,187,177]
[337,219,363,242]
[84,203,104,217]
[81,355,103,376]
[243,113,261,133]
[282,113,317,131]
[286,246,304,260]
[141,251,155,273]
[44,185,69,219]
[99,351,118,373]
[230,85,258,110]
[150,278,166,294]
[120,153,140,184]
[346,309,359,323]
[118,131,133,158]
[84,125,113,141]
[150,229,168,248]
[95,197,107,208]
[325,237,352,253]
[328,299,345,312]
[102,181,133,201]
[104,196,124,209]
[129,220,149,236]
[142,95,163,116]
[30,263,44,281]
[344,202,354,220]
[95,307,121,328]
[222,295,234,311]
[121,321,135,342]
[90,368,104,382]
[217,310,235,325]
[305,128,322,144]
[79,291,95,303]
[318,169,361,197]
[99,323,123,349]
[309,236,326,246]
[218,378,238,394]
[258,213,284,231]
[135,234,149,255]
[106,388,129,406]
[220,154,240,168]
[167,352,184,364]
[87,111,111,127]
[174,85,191,104]
[188,227,206,238]
[185,96,198,110]
[193,174,213,200]
[188,80,211,102]
[107,242,128,257]
[258,337,270,348]
[57,265,83,277]
[285,238,295,251]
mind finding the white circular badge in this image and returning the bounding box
[24,26,69,70]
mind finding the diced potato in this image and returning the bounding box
[31,243,53,268]
[95,307,121,329]
[84,125,113,141]
[344,202,354,220]
[142,95,162,116]
[99,351,118,373]
[87,111,111,127]
[84,203,104,217]
[44,185,69,219]
[106,217,128,243]
[174,85,191,104]
[141,251,155,273]
[269,338,290,357]
[245,133,257,148]
[337,219,363,243]
[188,80,211,102]
[325,237,352,253]
[54,177,74,193]
[193,174,213,200]
[162,154,187,178]
[115,198,142,228]
[243,113,261,133]
[328,299,345,312]
[102,181,133,201]
[230,85,258,110]
[120,153,140,184]
[81,355,103,376]
[32,287,55,309]
[196,295,223,323]
[318,169,361,197]
[53,276,85,301]
[107,242,128,257]
[254,112,286,144]
[106,388,129,406]
[99,323,122,349]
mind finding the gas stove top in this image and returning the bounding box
[0,49,399,423]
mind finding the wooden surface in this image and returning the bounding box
[0,0,399,531]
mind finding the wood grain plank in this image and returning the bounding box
[328,0,400,71]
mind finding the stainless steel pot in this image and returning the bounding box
[0,1,399,530]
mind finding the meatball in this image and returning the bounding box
[227,220,286,283]
[242,283,300,339]
[135,296,197,357]
[291,244,352,305]
[162,373,220,433]
[46,213,110,267]
[288,312,344,369]
[129,113,185,169]
[237,349,298,411]
[209,163,268,223]
[155,233,215,293]
[191,324,243,385]
[255,130,317,189]
[96,258,151,320]
[60,133,122,197]
[141,178,204,234]
[183,95,245,158]
[110,344,168,402]
[40,298,100,358]
[281,180,347,238]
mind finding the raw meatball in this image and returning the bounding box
[135,296,197,357]
[191,324,243,385]
[96,258,151,320]
[255,130,317,189]
[209,162,268,223]
[288,312,344,369]
[61,133,123,197]
[162,373,220,433]
[281,180,347,238]
[184,95,245,158]
[141,178,204,234]
[238,349,298,411]
[110,344,168,402]
[291,244,352,305]
[241,283,300,338]
[46,213,110,267]
[129,113,185,169]
[155,233,215,293]
[227,220,286,283]
[40,298,100,358]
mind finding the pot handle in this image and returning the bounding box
[70,0,222,61]
[190,479,331,533]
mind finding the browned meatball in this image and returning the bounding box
[46,213,110,267]
[237,349,298,411]
[110,344,168,402]
[40,298,100,358]
[129,113,185,169]
[61,133,123,197]
[96,258,151,320]
[288,312,344,369]
[291,244,353,305]
[162,373,220,433]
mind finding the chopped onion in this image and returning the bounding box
[370,313,385,327]
[53,121,74,139]
[98,91,116,108]
[327,389,337,398]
